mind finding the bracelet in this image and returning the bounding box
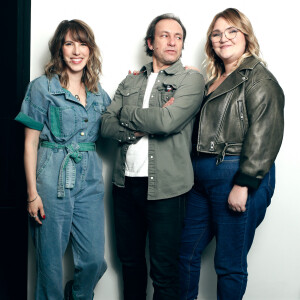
[27,195,38,203]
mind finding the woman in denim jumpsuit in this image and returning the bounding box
[15,20,110,300]
[179,9,284,300]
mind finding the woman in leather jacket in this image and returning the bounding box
[179,8,284,300]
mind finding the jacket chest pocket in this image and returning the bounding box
[49,105,77,138]
[119,88,140,106]
[158,83,177,106]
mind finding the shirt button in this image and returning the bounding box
[150,176,154,180]
[242,76,246,80]
[80,132,85,136]
[84,119,88,122]
[128,137,131,140]
[151,95,154,98]
[150,134,154,138]
[127,93,130,96]
[157,80,160,82]
[150,155,153,158]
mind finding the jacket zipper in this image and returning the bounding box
[238,100,245,135]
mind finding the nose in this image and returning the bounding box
[168,36,176,46]
[220,32,229,43]
[73,43,80,55]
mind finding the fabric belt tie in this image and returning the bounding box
[41,141,96,198]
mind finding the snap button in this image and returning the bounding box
[80,132,85,136]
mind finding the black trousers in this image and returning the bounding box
[113,177,185,300]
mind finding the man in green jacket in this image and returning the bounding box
[101,13,204,300]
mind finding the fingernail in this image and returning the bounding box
[42,215,46,219]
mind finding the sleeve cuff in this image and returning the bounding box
[15,112,44,131]
[117,129,137,144]
[233,171,262,190]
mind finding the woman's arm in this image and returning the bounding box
[24,127,45,224]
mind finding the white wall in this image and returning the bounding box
[29,0,300,299]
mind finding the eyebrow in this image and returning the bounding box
[212,26,236,32]
[159,30,183,36]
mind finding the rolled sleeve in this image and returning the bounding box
[15,78,49,131]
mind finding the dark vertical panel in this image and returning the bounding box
[0,0,30,299]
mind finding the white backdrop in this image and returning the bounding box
[29,0,300,299]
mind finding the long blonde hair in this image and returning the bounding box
[45,19,101,93]
[205,8,264,81]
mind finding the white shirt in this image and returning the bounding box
[125,72,158,177]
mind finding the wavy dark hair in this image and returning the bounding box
[205,8,264,81]
[45,19,101,93]
[144,13,186,57]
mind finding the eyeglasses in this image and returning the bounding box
[210,27,240,43]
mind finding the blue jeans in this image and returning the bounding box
[31,149,107,300]
[113,177,185,300]
[180,155,275,300]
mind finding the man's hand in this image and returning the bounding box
[163,97,175,108]
[134,131,146,137]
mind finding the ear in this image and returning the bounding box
[147,38,153,50]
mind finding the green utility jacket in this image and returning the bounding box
[101,59,205,200]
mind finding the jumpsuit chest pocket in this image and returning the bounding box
[49,105,78,138]
[119,87,140,106]
[88,102,106,136]
[90,102,106,121]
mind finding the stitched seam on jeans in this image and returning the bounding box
[185,227,208,300]
[238,210,248,299]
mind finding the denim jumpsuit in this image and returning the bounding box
[15,75,111,300]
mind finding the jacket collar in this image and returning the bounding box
[141,59,184,77]
[206,56,261,101]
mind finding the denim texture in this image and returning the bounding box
[16,75,111,300]
[113,177,185,300]
[180,155,275,300]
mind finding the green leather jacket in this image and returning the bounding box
[195,56,284,189]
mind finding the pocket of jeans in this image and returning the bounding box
[36,147,53,179]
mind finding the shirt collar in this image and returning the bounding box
[47,74,101,96]
[141,59,184,77]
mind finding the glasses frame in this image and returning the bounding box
[210,27,240,43]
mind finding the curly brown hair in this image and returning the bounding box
[45,19,101,93]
